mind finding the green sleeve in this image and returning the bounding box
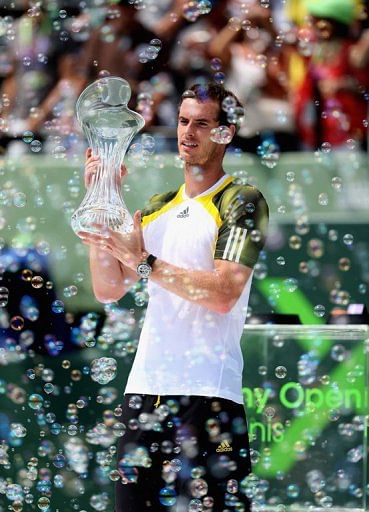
[214,185,269,268]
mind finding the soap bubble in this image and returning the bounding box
[90,357,117,384]
[358,283,367,294]
[10,316,24,330]
[314,305,325,317]
[241,19,252,31]
[159,487,177,506]
[307,239,324,258]
[59,30,69,42]
[222,95,237,111]
[141,134,155,154]
[98,69,111,78]
[331,177,342,191]
[11,422,27,438]
[286,171,295,182]
[0,286,9,306]
[198,0,212,15]
[36,240,50,255]
[214,71,225,84]
[188,499,203,510]
[150,38,162,51]
[13,192,27,208]
[343,233,354,246]
[275,366,287,378]
[118,460,139,482]
[227,106,244,125]
[256,54,268,68]
[128,395,143,409]
[318,193,328,206]
[289,235,302,250]
[254,262,267,279]
[258,365,267,375]
[28,393,44,410]
[63,285,78,297]
[338,257,350,271]
[90,493,109,511]
[51,300,64,313]
[30,140,42,152]
[286,484,300,498]
[22,56,31,67]
[210,58,222,71]
[321,142,331,153]
[257,140,280,168]
[52,145,66,159]
[331,344,347,362]
[31,276,44,288]
[228,17,242,31]
[210,126,233,144]
[346,138,357,150]
[22,130,34,143]
[284,278,298,292]
[183,1,200,22]
[328,229,338,241]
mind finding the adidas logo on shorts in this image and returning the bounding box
[216,440,233,452]
[177,206,189,218]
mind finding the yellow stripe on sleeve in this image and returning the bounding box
[141,186,185,228]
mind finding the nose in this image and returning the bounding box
[185,121,195,137]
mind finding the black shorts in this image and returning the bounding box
[115,393,252,512]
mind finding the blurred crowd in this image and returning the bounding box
[0,0,368,157]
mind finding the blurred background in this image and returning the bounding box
[0,0,368,511]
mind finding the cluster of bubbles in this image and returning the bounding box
[137,38,162,64]
[90,357,117,385]
[210,57,225,85]
[136,91,154,125]
[183,0,212,22]
[257,140,281,168]
[210,125,233,144]
[127,133,156,168]
[221,95,245,128]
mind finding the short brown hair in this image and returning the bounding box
[179,83,244,132]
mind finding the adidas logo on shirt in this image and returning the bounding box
[216,440,233,452]
[177,206,189,218]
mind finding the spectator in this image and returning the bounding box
[0,3,59,141]
[208,0,299,153]
[24,46,85,155]
[295,0,369,150]
[349,0,369,68]
[78,2,176,128]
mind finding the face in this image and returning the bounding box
[177,98,230,166]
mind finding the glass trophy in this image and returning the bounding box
[71,76,145,235]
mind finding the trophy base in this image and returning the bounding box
[71,206,133,235]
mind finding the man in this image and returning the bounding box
[81,83,269,511]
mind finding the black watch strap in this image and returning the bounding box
[147,254,157,268]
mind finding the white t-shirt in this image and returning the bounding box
[124,174,269,404]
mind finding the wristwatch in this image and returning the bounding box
[136,253,157,279]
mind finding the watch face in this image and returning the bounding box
[137,262,151,278]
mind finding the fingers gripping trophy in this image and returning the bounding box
[71,77,145,235]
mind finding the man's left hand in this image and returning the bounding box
[78,210,145,271]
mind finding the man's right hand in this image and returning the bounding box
[84,147,128,189]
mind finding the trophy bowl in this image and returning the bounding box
[71,76,145,235]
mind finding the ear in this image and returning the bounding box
[229,124,236,141]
